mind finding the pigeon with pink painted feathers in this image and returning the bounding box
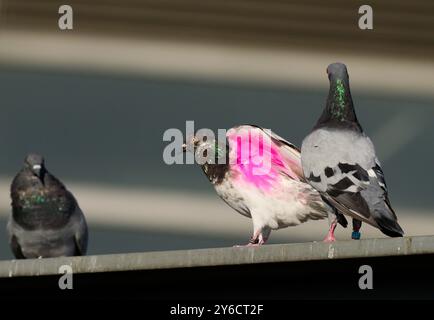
[183,125,347,245]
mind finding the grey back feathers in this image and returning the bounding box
[301,63,404,238]
[7,154,88,259]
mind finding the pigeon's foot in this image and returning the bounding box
[256,239,268,245]
[351,231,361,240]
[233,243,262,248]
[234,232,264,247]
[323,234,336,243]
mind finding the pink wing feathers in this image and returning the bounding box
[226,125,305,191]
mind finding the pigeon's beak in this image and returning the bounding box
[32,164,42,178]
[182,136,198,153]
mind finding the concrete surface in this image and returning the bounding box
[1,235,433,278]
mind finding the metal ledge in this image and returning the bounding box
[1,235,433,278]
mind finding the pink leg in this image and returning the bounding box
[234,230,262,247]
[323,221,337,243]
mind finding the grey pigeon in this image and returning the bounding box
[301,63,404,240]
[7,154,88,258]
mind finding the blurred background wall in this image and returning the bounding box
[0,0,433,259]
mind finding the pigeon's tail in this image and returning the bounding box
[377,219,404,237]
[374,207,404,237]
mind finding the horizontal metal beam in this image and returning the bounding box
[1,235,433,278]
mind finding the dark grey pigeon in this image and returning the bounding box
[7,154,88,259]
[301,63,404,241]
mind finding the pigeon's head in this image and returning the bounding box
[326,63,349,81]
[182,134,227,165]
[24,153,46,179]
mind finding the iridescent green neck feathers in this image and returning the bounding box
[314,76,360,130]
[330,79,348,121]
